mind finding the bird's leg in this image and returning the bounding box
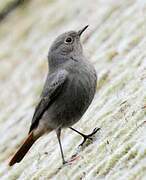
[69,127,100,146]
[56,128,67,165]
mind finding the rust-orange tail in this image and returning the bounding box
[9,132,36,166]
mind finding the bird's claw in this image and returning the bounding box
[79,127,100,146]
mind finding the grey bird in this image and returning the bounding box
[9,25,99,166]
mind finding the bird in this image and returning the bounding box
[9,25,99,166]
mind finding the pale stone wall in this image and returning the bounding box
[0,0,146,179]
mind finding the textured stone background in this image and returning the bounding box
[0,0,146,179]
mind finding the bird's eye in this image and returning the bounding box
[64,36,73,44]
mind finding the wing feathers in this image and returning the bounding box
[29,70,68,133]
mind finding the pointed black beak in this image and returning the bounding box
[78,25,89,37]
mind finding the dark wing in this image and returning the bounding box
[29,69,68,133]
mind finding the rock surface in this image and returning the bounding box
[0,0,146,179]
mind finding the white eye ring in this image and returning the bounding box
[64,36,73,44]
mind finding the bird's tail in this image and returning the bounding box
[9,131,36,166]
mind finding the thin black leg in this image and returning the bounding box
[69,127,100,146]
[56,128,67,164]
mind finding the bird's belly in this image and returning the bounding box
[46,76,96,129]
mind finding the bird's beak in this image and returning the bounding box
[78,25,89,37]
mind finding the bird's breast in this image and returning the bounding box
[47,60,97,128]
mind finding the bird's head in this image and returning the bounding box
[48,26,88,69]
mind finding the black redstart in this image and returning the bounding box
[9,25,99,166]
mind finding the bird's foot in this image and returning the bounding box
[62,155,79,166]
[62,160,68,165]
[79,127,100,146]
[68,154,80,164]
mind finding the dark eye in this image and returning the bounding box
[65,36,73,44]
